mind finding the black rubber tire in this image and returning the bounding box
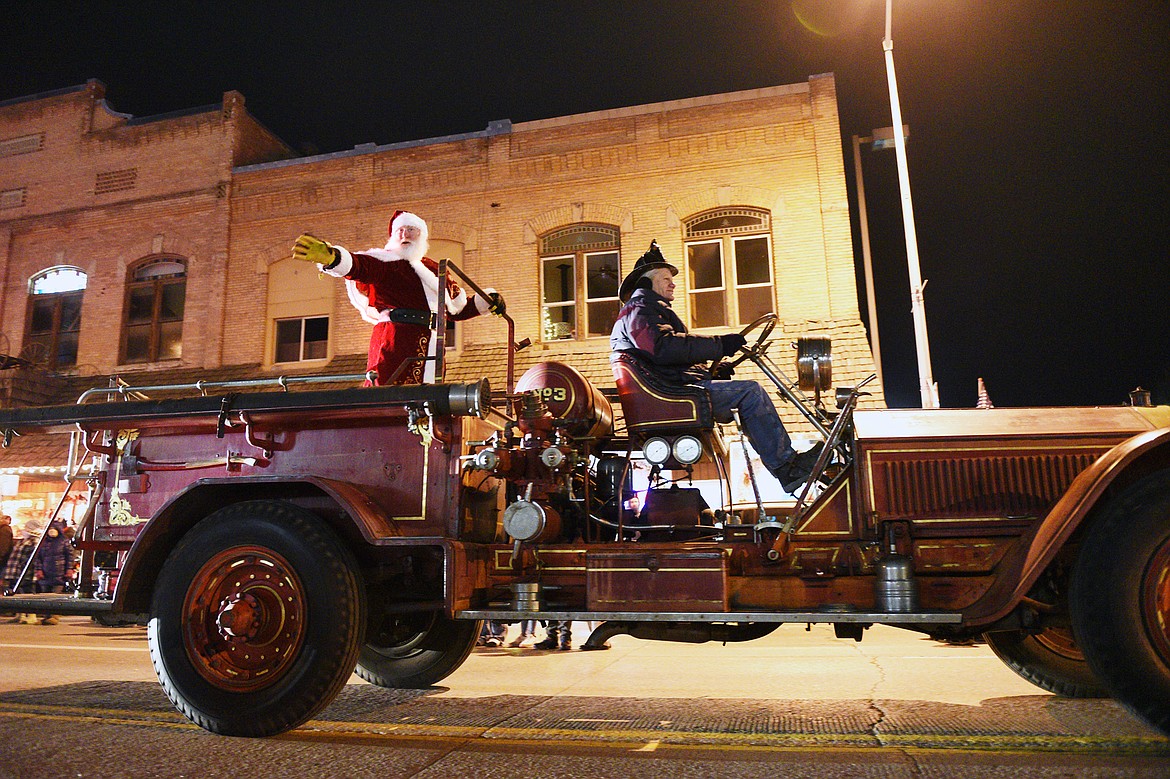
[355,609,480,689]
[147,500,366,737]
[1069,469,1170,736]
[984,627,1108,698]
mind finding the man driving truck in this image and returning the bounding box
[609,241,821,492]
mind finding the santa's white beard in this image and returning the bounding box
[384,236,428,263]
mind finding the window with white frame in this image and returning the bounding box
[540,224,621,341]
[274,316,329,363]
[25,266,86,368]
[683,208,774,329]
[266,255,333,366]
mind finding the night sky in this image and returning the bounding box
[4,1,1167,408]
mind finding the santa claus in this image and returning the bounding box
[291,211,505,385]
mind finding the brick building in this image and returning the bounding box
[0,74,880,520]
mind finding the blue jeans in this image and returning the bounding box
[699,379,795,475]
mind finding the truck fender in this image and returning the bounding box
[971,426,1170,625]
[112,476,399,614]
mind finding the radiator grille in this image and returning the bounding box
[881,452,1099,517]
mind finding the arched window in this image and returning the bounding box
[683,208,774,329]
[25,266,86,368]
[121,257,186,363]
[539,224,621,341]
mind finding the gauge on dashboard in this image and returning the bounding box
[672,435,703,465]
[642,436,671,465]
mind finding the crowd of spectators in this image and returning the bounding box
[1,513,77,625]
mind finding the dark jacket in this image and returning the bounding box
[609,288,723,384]
[33,521,73,589]
[3,537,36,592]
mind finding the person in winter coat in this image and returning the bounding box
[3,518,41,624]
[0,514,13,582]
[32,518,73,625]
[610,241,821,493]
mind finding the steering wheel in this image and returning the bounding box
[711,313,778,374]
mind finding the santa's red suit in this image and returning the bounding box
[323,211,494,385]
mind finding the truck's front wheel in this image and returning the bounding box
[356,609,480,689]
[1070,469,1170,735]
[148,500,365,736]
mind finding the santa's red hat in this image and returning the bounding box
[388,210,428,239]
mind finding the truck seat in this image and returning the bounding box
[611,352,714,437]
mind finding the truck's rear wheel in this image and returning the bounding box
[148,500,365,736]
[1070,470,1170,735]
[356,610,480,688]
[984,627,1107,698]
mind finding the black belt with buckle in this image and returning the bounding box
[386,308,437,328]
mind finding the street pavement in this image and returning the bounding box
[1,617,1167,777]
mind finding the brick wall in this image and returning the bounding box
[0,82,294,378]
[2,75,881,437]
[229,75,883,425]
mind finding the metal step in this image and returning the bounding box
[1,598,962,625]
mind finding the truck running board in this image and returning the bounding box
[457,609,961,625]
[0,595,115,616]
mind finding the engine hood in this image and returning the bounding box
[852,406,1170,442]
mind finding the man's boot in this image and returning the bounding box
[533,624,559,650]
[779,442,825,493]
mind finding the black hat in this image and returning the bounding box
[618,240,679,301]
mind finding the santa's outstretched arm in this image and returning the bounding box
[291,234,341,267]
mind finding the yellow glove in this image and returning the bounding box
[487,292,507,316]
[291,234,339,266]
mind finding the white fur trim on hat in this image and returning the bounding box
[390,211,428,238]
